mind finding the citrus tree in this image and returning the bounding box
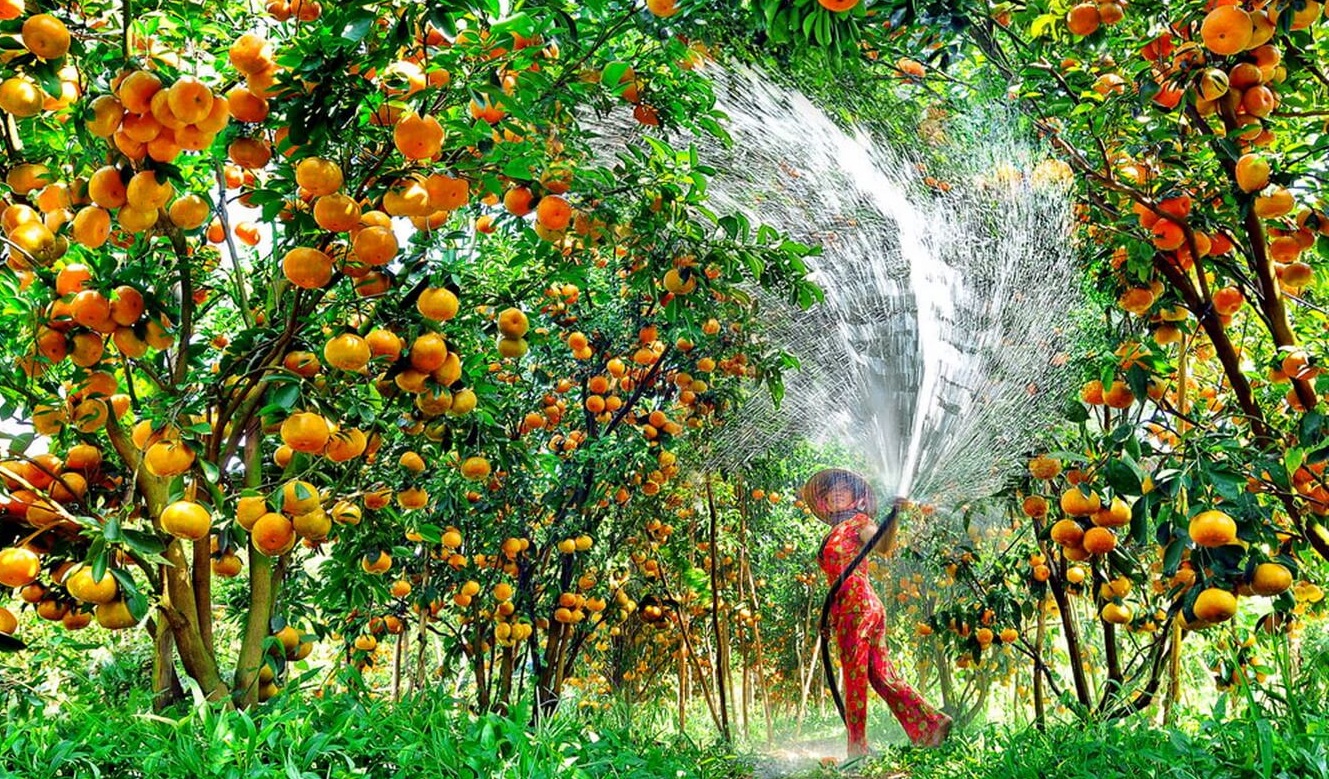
[0,0,820,712]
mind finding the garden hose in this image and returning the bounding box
[819,501,901,726]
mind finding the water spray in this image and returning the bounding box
[590,64,1081,734]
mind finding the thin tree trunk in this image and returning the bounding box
[392,632,404,702]
[413,569,431,692]
[677,648,687,733]
[705,475,731,742]
[1163,619,1183,726]
[233,433,278,708]
[193,535,213,657]
[1033,598,1047,730]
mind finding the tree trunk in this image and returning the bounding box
[705,475,731,742]
[149,616,183,711]
[392,632,404,702]
[1033,598,1047,730]
[233,432,277,708]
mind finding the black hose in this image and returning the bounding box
[818,502,901,725]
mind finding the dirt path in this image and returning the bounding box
[753,737,909,779]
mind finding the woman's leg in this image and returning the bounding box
[866,628,951,745]
[837,624,871,757]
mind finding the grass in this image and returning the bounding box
[0,685,751,779]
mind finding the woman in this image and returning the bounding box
[804,468,951,756]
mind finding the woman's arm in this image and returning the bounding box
[858,518,899,555]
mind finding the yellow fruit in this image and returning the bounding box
[1189,510,1238,548]
[1193,587,1238,623]
[1250,563,1292,596]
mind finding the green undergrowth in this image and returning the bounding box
[0,687,749,779]
[815,708,1329,779]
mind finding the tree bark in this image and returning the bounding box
[233,433,278,709]
[705,475,731,742]
[149,616,183,711]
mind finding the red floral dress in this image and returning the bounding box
[819,512,949,755]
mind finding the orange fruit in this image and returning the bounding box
[323,333,370,372]
[1059,487,1100,516]
[1082,526,1117,555]
[167,76,214,124]
[22,14,70,60]
[351,225,397,265]
[1065,2,1100,35]
[394,111,444,159]
[1189,510,1238,547]
[1028,456,1061,480]
[0,547,40,588]
[160,500,212,540]
[535,195,572,231]
[282,247,333,289]
[1193,587,1238,623]
[143,440,195,476]
[409,332,449,372]
[282,480,321,515]
[1201,6,1253,56]
[251,512,296,556]
[168,194,211,230]
[1050,518,1085,548]
[1250,563,1292,596]
[313,193,361,232]
[461,456,491,481]
[295,157,343,196]
[280,412,330,453]
[1235,153,1270,193]
[417,287,459,321]
[236,495,269,531]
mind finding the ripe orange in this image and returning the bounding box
[1093,496,1131,527]
[1101,602,1132,624]
[167,76,213,124]
[1201,6,1253,56]
[1059,487,1100,516]
[236,495,269,531]
[1050,519,1085,548]
[1189,510,1238,547]
[352,225,397,265]
[1082,526,1117,555]
[126,170,174,211]
[22,14,70,60]
[95,600,138,629]
[409,332,449,371]
[394,111,445,159]
[294,157,343,196]
[1193,587,1238,623]
[0,547,40,588]
[282,479,320,515]
[313,193,361,232]
[325,428,368,462]
[144,440,195,477]
[281,412,330,453]
[461,456,491,481]
[417,287,460,321]
[361,550,392,574]
[1235,153,1270,193]
[426,174,469,211]
[324,333,370,372]
[535,195,572,231]
[282,247,333,289]
[1250,562,1292,596]
[366,328,403,360]
[504,186,534,216]
[251,512,296,556]
[161,500,212,540]
[1065,3,1100,36]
